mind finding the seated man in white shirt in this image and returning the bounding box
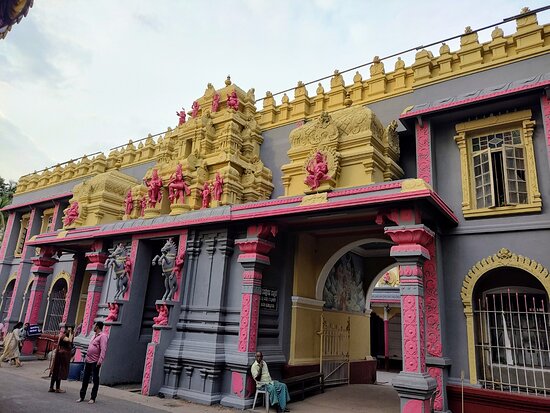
[251,351,290,412]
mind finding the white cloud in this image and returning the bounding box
[0,0,547,181]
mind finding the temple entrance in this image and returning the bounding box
[289,234,399,386]
[75,271,91,330]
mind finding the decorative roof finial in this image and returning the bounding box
[464,26,472,34]
[520,6,530,14]
[225,75,232,86]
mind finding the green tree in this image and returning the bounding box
[0,176,17,233]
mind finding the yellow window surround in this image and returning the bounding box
[454,109,541,218]
[40,207,55,234]
[14,212,31,257]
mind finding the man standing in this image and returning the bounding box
[77,322,108,404]
[251,351,290,412]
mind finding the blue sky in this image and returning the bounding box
[0,0,548,181]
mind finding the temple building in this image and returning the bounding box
[2,8,550,413]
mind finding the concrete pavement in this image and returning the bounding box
[0,360,400,412]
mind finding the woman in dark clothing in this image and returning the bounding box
[49,326,74,393]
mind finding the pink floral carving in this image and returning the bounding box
[153,304,169,326]
[152,329,161,344]
[304,151,330,190]
[402,295,419,372]
[176,108,186,125]
[105,302,119,322]
[428,366,443,411]
[249,294,260,352]
[416,122,431,185]
[238,293,251,352]
[424,239,443,357]
[141,344,156,395]
[63,202,80,226]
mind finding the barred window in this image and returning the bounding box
[43,280,67,333]
[475,287,550,396]
[0,280,15,323]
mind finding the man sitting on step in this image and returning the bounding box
[251,351,290,412]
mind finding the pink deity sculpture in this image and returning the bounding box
[211,93,220,112]
[171,251,185,279]
[124,190,133,216]
[143,169,163,208]
[63,201,80,226]
[176,108,186,125]
[227,90,239,111]
[201,182,211,209]
[304,151,330,190]
[191,101,200,118]
[153,304,169,326]
[213,172,224,202]
[168,163,191,204]
[105,302,119,322]
[140,195,147,217]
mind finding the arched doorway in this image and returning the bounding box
[0,277,16,324]
[43,278,68,333]
[312,239,395,385]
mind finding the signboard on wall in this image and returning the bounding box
[260,288,278,311]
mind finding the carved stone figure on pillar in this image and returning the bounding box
[152,238,178,301]
[144,169,163,208]
[124,190,133,216]
[213,172,224,202]
[153,304,169,326]
[212,93,220,112]
[105,302,119,322]
[168,163,191,204]
[305,151,330,190]
[63,201,80,226]
[201,182,211,209]
[176,107,186,125]
[105,243,131,300]
[227,90,239,111]
[191,100,200,118]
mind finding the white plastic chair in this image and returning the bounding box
[252,383,269,412]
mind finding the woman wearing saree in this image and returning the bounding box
[1,322,24,367]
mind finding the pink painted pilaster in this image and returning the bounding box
[416,121,432,185]
[50,201,62,232]
[235,224,277,354]
[81,251,108,335]
[541,95,550,165]
[0,213,16,260]
[21,247,58,353]
[424,238,445,411]
[385,224,436,413]
[5,208,38,324]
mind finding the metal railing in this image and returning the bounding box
[475,290,550,396]
[318,314,350,386]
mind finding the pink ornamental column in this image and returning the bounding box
[231,224,277,403]
[80,250,108,336]
[385,224,436,413]
[22,247,58,354]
